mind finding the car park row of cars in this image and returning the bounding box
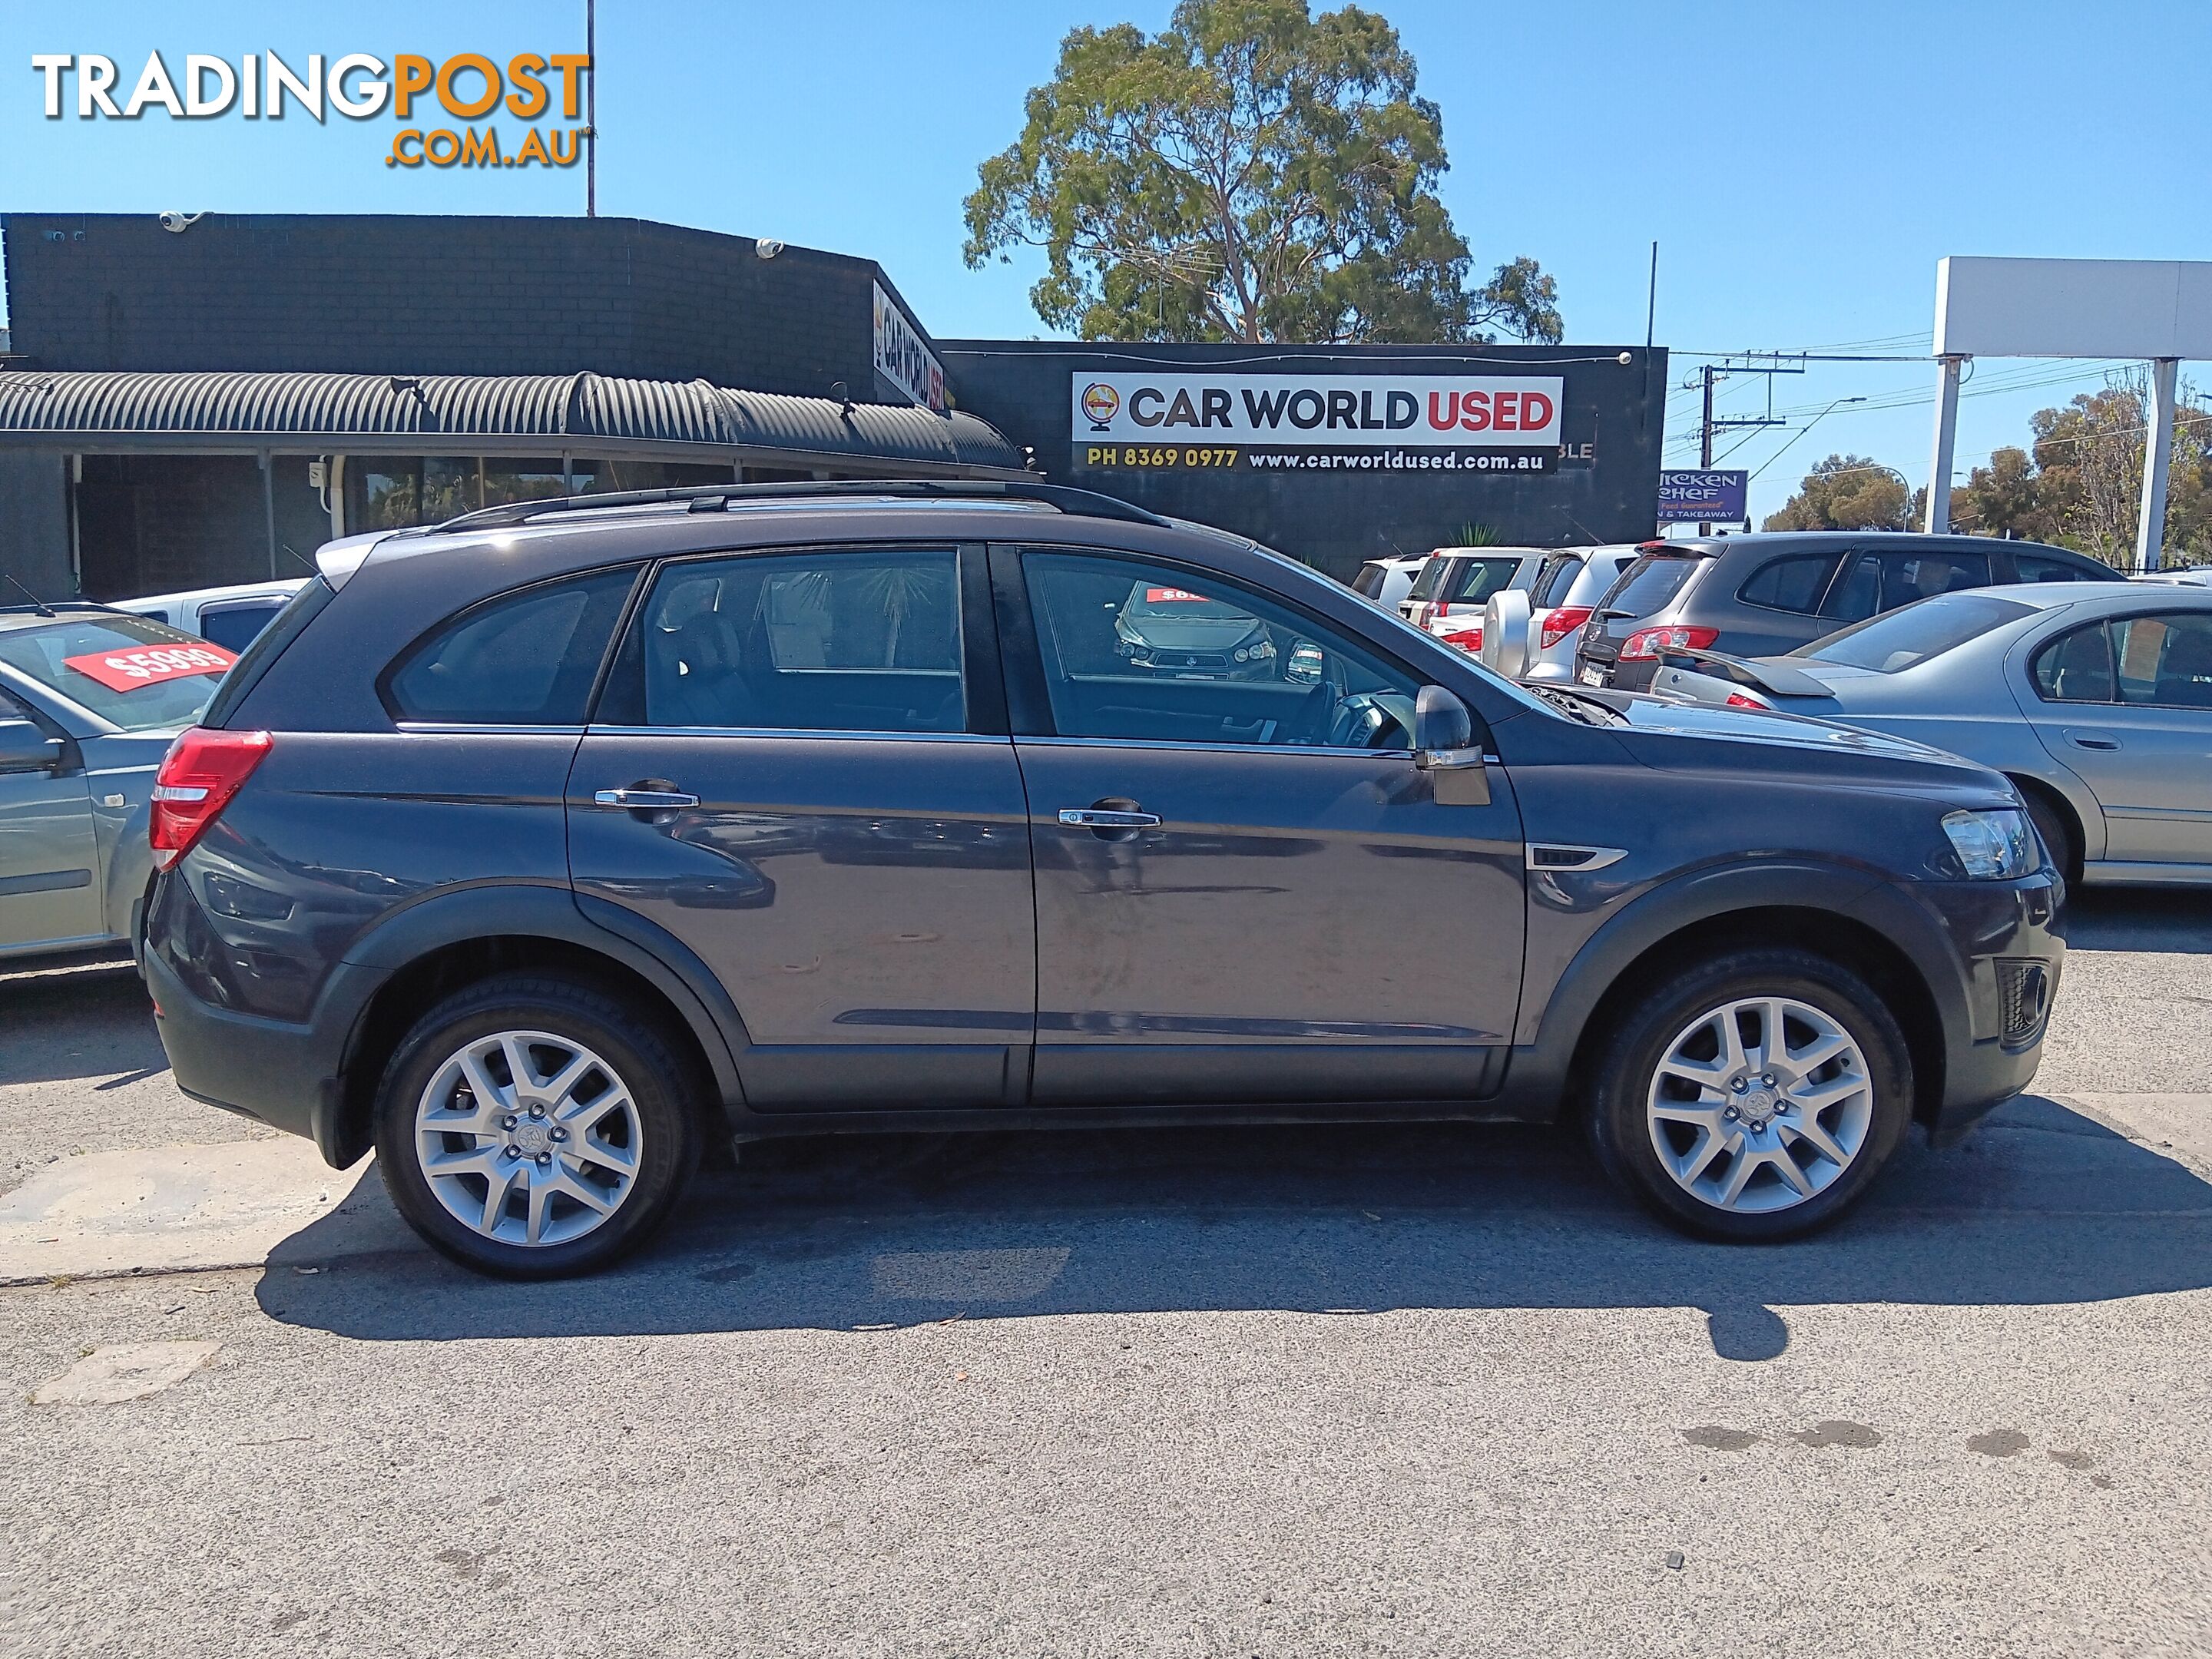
[0,493,2199,1281]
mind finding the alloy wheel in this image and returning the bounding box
[1644,995,1874,1215]
[412,1028,644,1247]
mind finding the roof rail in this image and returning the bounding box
[429,477,1170,535]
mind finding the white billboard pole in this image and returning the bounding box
[2136,358,2179,572]
[1922,356,1962,533]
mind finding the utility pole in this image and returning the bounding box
[585,0,597,217]
[1697,365,1715,533]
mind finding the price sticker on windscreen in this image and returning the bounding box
[62,644,237,692]
[1144,588,1212,603]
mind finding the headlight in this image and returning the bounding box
[1942,809,2038,879]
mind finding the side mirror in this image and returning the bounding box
[1412,684,1472,753]
[1412,685,1490,806]
[0,717,63,777]
[1479,588,1535,680]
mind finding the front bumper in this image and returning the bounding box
[1886,869,2066,1147]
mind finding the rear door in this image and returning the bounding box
[999,545,1525,1108]
[568,544,1036,1109]
[0,689,103,954]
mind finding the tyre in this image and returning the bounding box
[373,973,700,1278]
[2018,786,2078,886]
[1584,948,1913,1243]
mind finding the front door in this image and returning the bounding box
[568,545,1035,1108]
[0,692,102,955]
[1001,547,1525,1108]
[2021,610,2212,867]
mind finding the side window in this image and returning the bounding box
[383,565,637,725]
[1823,555,1881,621]
[1739,555,1837,614]
[2112,613,2212,709]
[608,548,963,733]
[2031,623,2115,704]
[196,603,283,653]
[1886,549,1991,609]
[1022,551,1418,750]
[2016,554,2096,583]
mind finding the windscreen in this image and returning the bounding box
[1798,593,2037,673]
[1439,557,1522,604]
[1599,554,1705,618]
[0,612,229,730]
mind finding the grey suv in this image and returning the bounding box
[1576,531,2123,692]
[144,482,2064,1277]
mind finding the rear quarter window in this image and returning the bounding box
[380,566,639,725]
[1737,555,1838,614]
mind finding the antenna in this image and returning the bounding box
[3,572,56,616]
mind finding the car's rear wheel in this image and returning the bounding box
[1584,948,1912,1242]
[374,973,699,1278]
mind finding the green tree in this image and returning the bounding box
[1948,445,2052,542]
[1762,455,1915,531]
[962,0,1561,344]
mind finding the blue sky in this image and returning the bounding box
[5,0,2209,522]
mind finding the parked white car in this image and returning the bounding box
[111,578,306,653]
[1399,548,1548,637]
[1522,545,1642,681]
[1349,554,1431,613]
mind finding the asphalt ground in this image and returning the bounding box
[2,890,2208,1657]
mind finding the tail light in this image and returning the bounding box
[1439,625,1483,653]
[1432,599,1450,620]
[1618,624,1719,662]
[151,727,272,869]
[1538,606,1592,649]
[1724,691,1773,710]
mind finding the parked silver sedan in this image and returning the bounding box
[0,604,240,960]
[1648,583,2212,886]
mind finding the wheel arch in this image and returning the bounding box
[317,886,749,1167]
[1521,863,1965,1131]
[2005,772,2088,882]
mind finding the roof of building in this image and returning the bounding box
[0,369,1026,476]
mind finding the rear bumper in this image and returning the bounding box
[144,945,353,1165]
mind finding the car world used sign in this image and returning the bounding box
[1656,469,1749,523]
[1071,373,1562,474]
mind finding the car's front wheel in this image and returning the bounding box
[374,973,700,1278]
[1585,949,1913,1242]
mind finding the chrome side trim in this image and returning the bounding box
[1015,736,1414,760]
[1525,843,1628,872]
[581,726,1007,744]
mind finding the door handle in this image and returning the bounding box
[594,788,700,809]
[2062,730,2121,751]
[1058,807,1162,828]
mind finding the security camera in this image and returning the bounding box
[755,238,784,260]
[159,211,205,234]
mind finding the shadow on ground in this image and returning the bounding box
[2068,886,2212,954]
[260,1091,2212,1359]
[0,956,165,1087]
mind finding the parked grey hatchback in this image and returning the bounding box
[1576,531,2124,693]
[144,482,2065,1277]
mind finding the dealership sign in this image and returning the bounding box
[1655,469,1749,523]
[1072,372,1561,473]
[873,283,948,416]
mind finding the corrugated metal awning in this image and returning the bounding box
[0,369,1027,476]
